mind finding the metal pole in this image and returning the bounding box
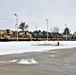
[14,18,16,39]
[35,26,37,31]
[14,14,18,41]
[46,19,48,41]
[65,24,67,41]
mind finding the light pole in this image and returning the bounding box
[15,20,16,39]
[35,26,37,31]
[14,14,18,41]
[46,19,48,41]
[65,24,67,40]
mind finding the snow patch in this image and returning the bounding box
[0,59,17,64]
[0,41,76,55]
[9,59,18,62]
[18,58,38,65]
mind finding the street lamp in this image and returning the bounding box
[46,19,48,41]
[14,14,18,41]
[65,24,67,40]
[35,26,37,31]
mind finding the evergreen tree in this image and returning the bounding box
[63,27,70,35]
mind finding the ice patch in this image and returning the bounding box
[18,58,38,65]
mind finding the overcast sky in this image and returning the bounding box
[0,0,76,33]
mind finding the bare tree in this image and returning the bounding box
[19,22,28,31]
[53,27,59,33]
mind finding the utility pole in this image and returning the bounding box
[14,14,18,41]
[35,26,37,31]
[46,19,48,41]
[65,24,67,41]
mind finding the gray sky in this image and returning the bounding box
[0,0,76,33]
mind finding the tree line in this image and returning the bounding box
[0,22,76,41]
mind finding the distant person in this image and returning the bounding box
[57,42,60,46]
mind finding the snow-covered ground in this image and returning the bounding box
[0,41,76,55]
